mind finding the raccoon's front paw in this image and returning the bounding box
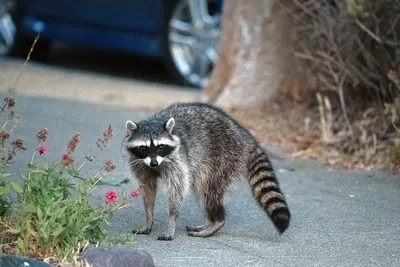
[132,228,152,235]
[157,235,173,241]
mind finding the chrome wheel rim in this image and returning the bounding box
[0,2,16,56]
[168,0,221,87]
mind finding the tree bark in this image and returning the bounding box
[202,0,288,108]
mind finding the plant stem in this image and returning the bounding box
[76,144,102,173]
[93,167,104,180]
[0,103,8,122]
[76,161,86,172]
[12,35,40,92]
[30,149,36,166]
[2,120,9,129]
[92,167,105,187]
[9,124,18,134]
[27,142,39,180]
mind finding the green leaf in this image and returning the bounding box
[20,173,28,180]
[51,225,65,237]
[0,172,12,178]
[10,181,23,193]
[0,183,11,196]
[384,103,392,115]
[27,163,39,169]
[36,206,43,220]
[6,228,21,234]
[85,153,94,162]
[17,238,25,254]
[395,137,400,150]
[41,227,49,241]
[23,203,37,213]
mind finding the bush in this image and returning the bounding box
[0,97,138,263]
[278,0,400,105]
[273,0,400,168]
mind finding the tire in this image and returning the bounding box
[0,0,51,60]
[162,0,222,88]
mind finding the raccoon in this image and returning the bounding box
[122,102,291,241]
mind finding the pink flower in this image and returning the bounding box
[105,190,117,204]
[130,189,140,198]
[61,153,74,166]
[38,146,46,155]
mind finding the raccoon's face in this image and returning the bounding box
[124,117,179,168]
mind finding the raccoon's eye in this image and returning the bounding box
[158,145,164,150]
[140,146,148,151]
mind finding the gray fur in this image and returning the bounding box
[122,103,291,241]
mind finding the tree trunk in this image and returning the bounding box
[201,0,289,108]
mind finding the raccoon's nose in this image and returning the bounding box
[150,159,159,167]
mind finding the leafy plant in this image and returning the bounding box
[346,0,370,18]
[0,97,22,219]
[0,97,139,263]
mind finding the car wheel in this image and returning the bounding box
[0,0,51,59]
[0,0,17,56]
[164,0,222,88]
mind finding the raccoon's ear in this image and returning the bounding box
[126,120,138,134]
[164,118,175,134]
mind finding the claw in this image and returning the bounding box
[186,221,225,238]
[185,224,207,232]
[133,228,151,235]
[187,231,196,237]
[157,235,173,241]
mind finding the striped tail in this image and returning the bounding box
[248,146,291,234]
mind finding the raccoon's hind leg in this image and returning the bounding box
[187,182,226,238]
[184,186,208,232]
[133,177,157,235]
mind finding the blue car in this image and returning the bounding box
[0,0,223,87]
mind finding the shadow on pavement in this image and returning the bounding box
[34,41,178,87]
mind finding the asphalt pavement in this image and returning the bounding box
[4,94,400,267]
